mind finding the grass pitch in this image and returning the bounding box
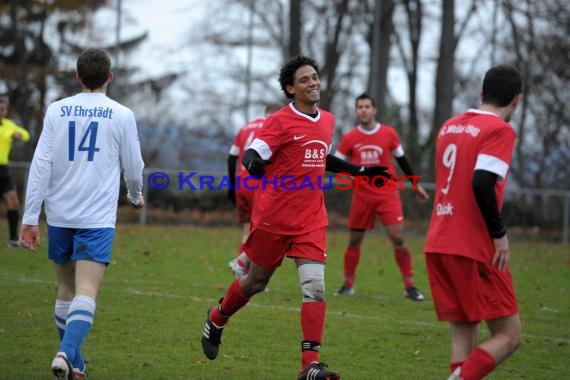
[1,223,568,379]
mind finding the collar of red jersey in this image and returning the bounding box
[288,102,321,122]
[356,123,381,135]
[467,108,500,118]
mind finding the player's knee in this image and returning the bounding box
[301,278,324,302]
[298,263,325,302]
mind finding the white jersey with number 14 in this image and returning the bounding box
[23,92,144,229]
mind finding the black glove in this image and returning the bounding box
[359,165,391,187]
[242,148,270,178]
[227,189,236,205]
[246,157,269,178]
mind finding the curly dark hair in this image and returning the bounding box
[278,56,319,99]
[77,48,111,91]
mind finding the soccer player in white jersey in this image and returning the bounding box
[19,48,145,380]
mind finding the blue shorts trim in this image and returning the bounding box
[47,226,115,264]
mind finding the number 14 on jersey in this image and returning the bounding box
[68,121,100,161]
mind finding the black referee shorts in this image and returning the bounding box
[0,165,15,194]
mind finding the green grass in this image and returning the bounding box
[1,223,568,379]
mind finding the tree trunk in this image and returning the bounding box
[289,0,301,58]
[425,0,456,179]
[403,0,422,165]
[368,0,395,119]
[319,0,350,111]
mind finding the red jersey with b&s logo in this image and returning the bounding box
[248,103,334,235]
[335,123,403,201]
[424,109,516,262]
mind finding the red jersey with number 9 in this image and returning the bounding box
[248,103,334,235]
[424,109,516,262]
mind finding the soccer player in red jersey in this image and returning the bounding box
[227,102,282,278]
[333,93,429,301]
[424,65,523,380]
[201,56,389,380]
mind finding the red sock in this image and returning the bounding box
[300,301,326,370]
[211,279,250,326]
[343,246,361,288]
[460,348,496,380]
[394,247,414,288]
[450,361,464,373]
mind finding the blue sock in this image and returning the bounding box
[55,299,86,371]
[59,295,96,366]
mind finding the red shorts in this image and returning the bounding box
[425,253,518,322]
[348,191,404,229]
[235,189,254,223]
[244,227,327,269]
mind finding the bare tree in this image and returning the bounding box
[309,0,351,111]
[289,0,302,58]
[0,0,109,159]
[367,0,395,119]
[393,0,422,164]
[423,0,477,177]
[500,0,570,189]
[187,0,372,130]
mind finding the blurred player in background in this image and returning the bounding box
[19,48,145,380]
[424,65,523,380]
[0,96,30,247]
[334,93,429,301]
[227,102,283,278]
[201,55,390,380]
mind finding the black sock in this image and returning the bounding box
[7,210,19,240]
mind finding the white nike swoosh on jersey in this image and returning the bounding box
[293,135,306,140]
